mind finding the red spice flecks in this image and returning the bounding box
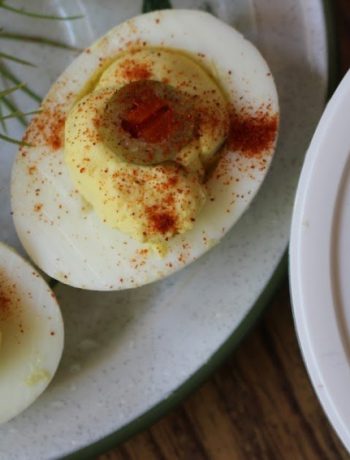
[120,59,152,81]
[34,203,43,213]
[228,108,279,158]
[146,205,177,234]
[0,273,25,339]
[47,113,65,150]
[0,292,11,317]
[22,105,66,151]
[0,273,17,321]
[28,165,37,175]
[166,175,178,187]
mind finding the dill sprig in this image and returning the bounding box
[0,109,39,121]
[0,51,35,67]
[1,95,26,126]
[0,101,6,131]
[0,83,24,98]
[0,30,81,51]
[0,131,30,145]
[0,1,83,20]
[0,63,41,102]
[0,2,82,145]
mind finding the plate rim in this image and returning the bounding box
[58,1,336,457]
[289,70,350,451]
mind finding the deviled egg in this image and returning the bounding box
[11,10,279,290]
[0,242,64,424]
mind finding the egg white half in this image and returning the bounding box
[0,242,64,424]
[11,10,279,290]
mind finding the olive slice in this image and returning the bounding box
[100,80,198,166]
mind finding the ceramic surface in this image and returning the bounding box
[290,70,350,454]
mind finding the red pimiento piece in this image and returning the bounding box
[120,59,152,81]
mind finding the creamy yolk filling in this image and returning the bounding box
[65,48,229,247]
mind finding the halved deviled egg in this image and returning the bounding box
[11,10,279,290]
[0,242,64,424]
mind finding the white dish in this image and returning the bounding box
[290,70,350,454]
[0,242,64,425]
[0,0,328,458]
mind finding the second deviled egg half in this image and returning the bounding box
[0,242,64,424]
[11,10,279,290]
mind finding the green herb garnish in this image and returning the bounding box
[0,31,80,51]
[0,63,41,102]
[0,2,82,144]
[0,1,82,20]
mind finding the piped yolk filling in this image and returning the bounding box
[64,47,230,246]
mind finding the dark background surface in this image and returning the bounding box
[97,1,350,458]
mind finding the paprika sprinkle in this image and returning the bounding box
[228,106,279,158]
